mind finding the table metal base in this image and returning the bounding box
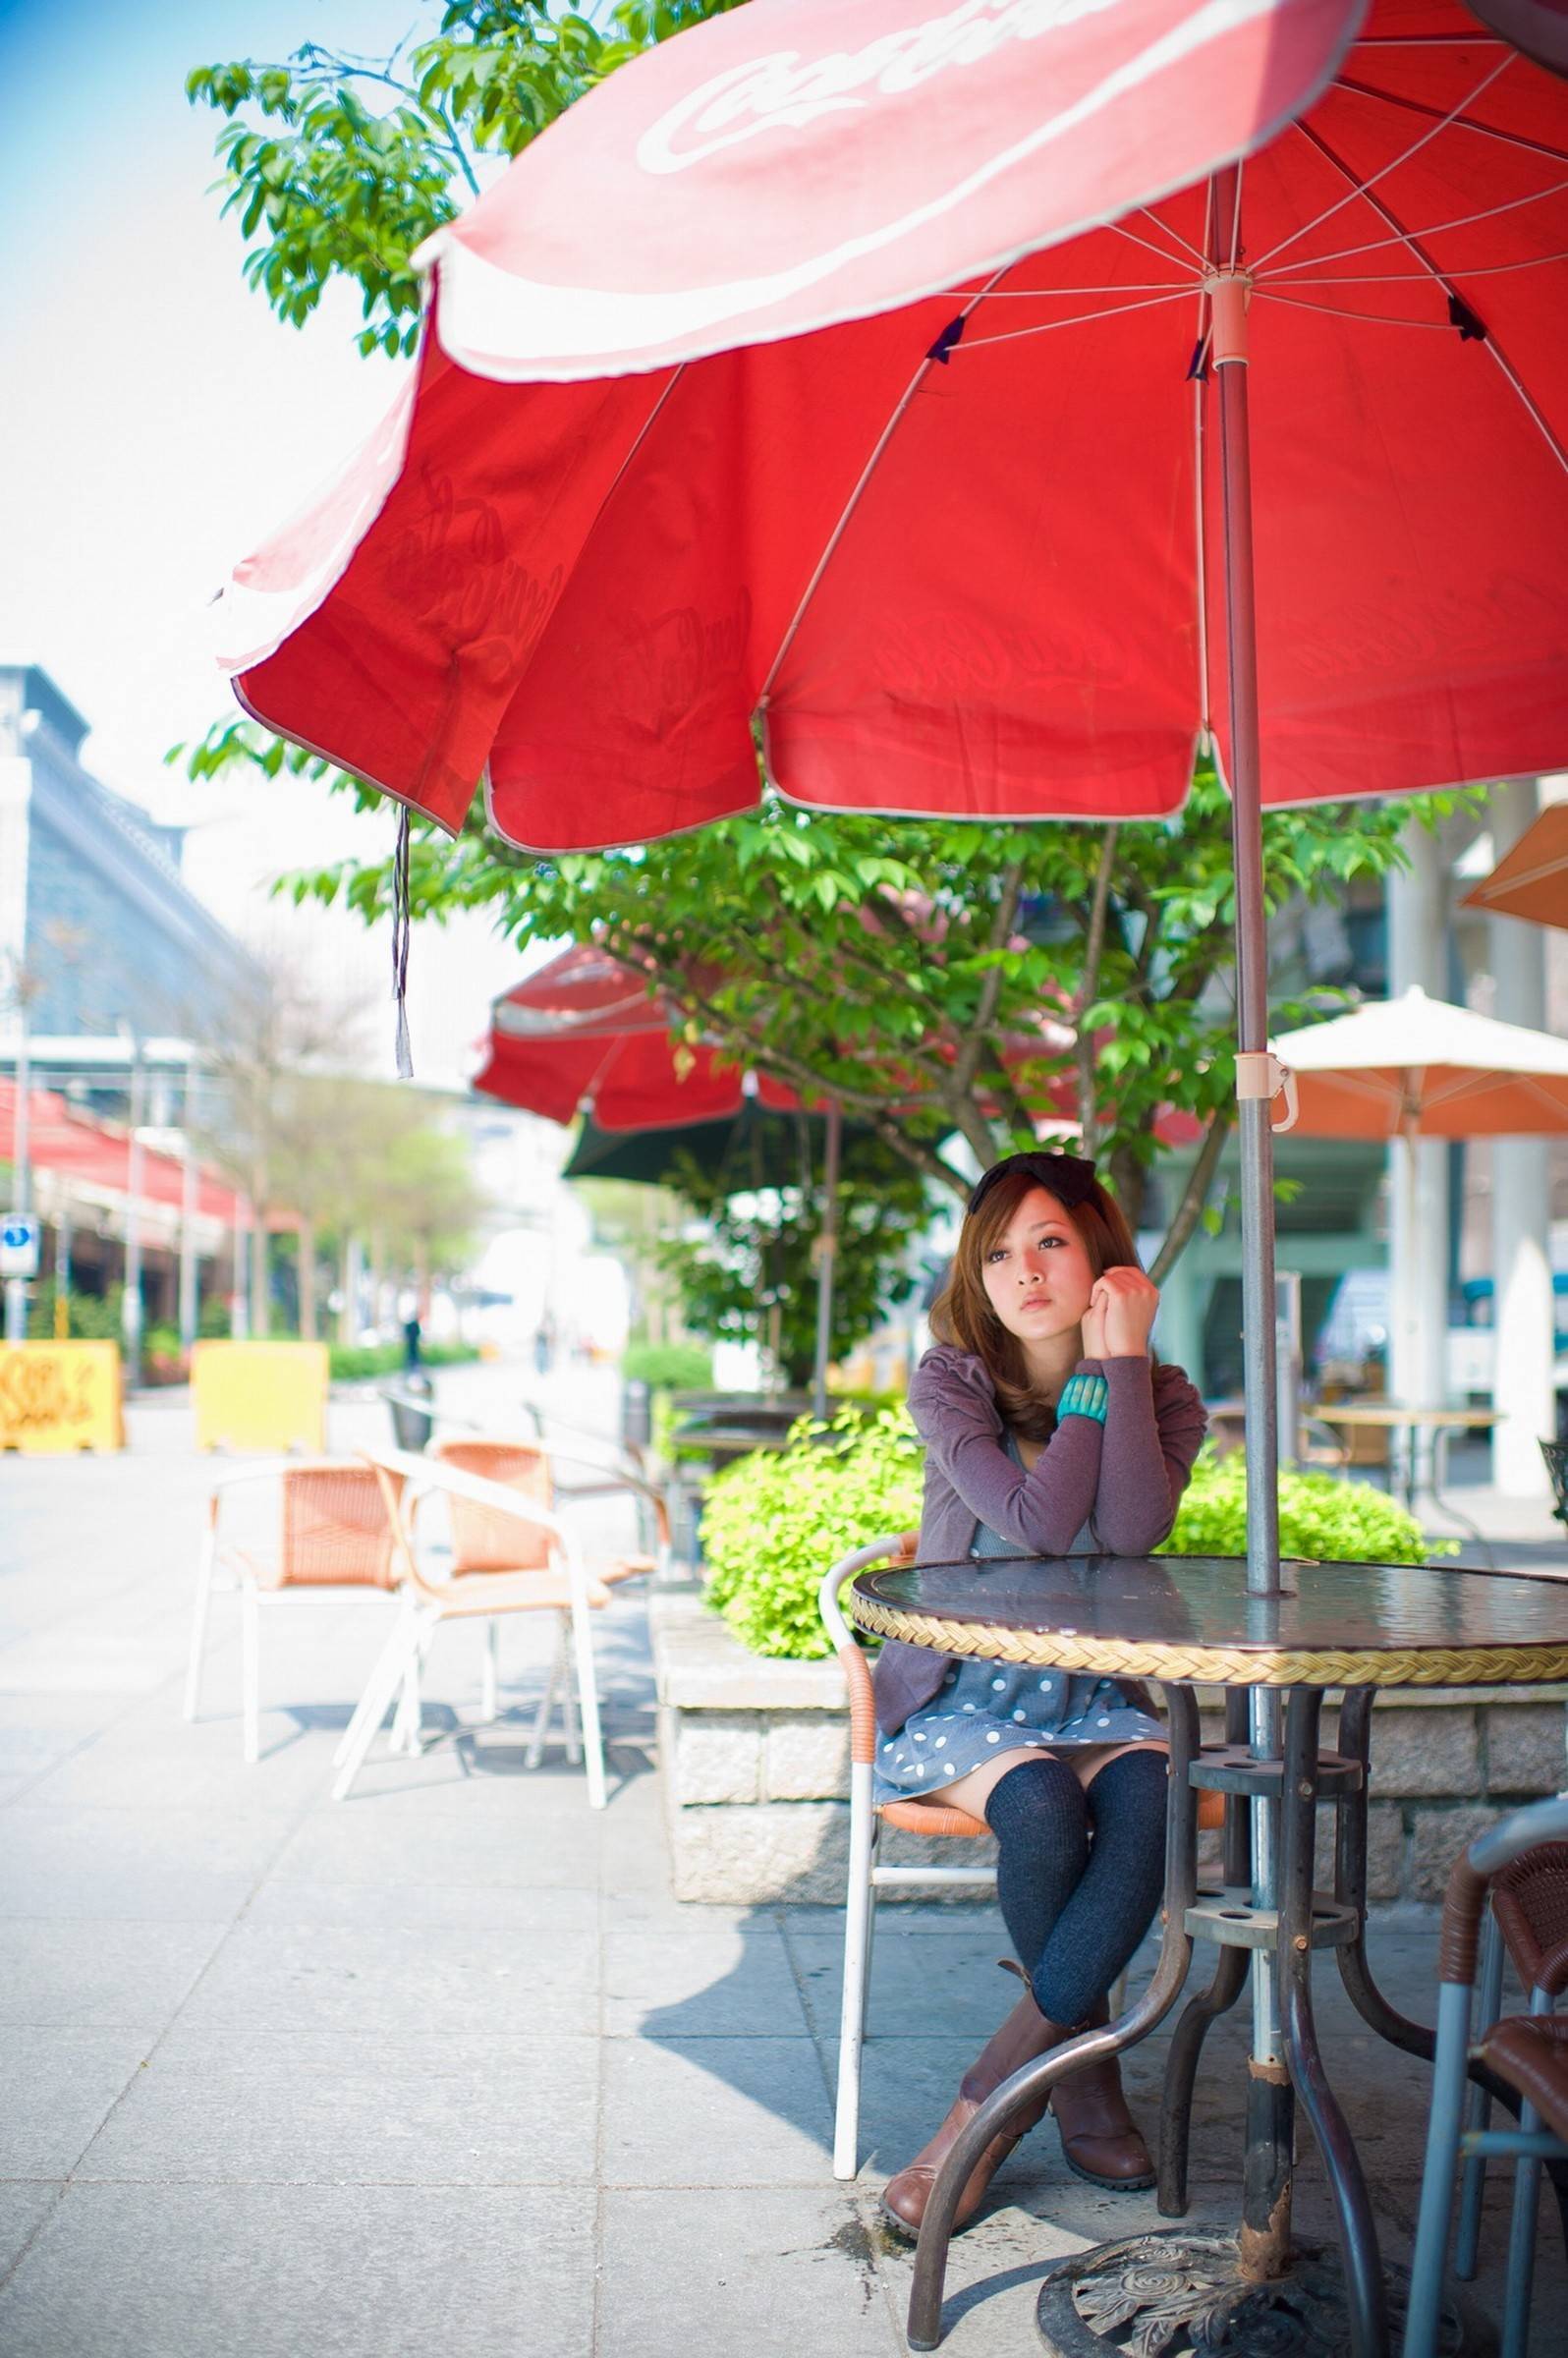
[1034,2232,1463,2358]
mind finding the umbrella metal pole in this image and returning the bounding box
[812,1099,841,1422]
[1210,177,1294,2289]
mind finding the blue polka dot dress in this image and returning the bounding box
[872,1437,1163,1807]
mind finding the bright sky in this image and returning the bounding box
[0,0,529,1085]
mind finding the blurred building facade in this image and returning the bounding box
[0,660,257,1045]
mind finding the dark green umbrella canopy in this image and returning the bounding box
[564,1099,875,1192]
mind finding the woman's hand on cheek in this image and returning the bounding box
[1099,1267,1160,1357]
[1080,1281,1110,1361]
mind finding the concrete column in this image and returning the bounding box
[1386,825,1449,1412]
[1487,779,1554,1496]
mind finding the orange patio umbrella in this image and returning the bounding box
[1460,803,1568,936]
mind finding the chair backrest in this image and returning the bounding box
[433,1438,553,1572]
[278,1463,405,1590]
[1490,1841,1568,1995]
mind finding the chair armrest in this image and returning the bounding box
[817,1533,918,1767]
[1440,1796,1568,1987]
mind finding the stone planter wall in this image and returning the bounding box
[651,1592,1568,1907]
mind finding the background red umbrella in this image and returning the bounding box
[476,946,880,1414]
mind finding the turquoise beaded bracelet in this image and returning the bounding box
[1057,1373,1109,1426]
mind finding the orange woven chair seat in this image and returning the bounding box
[1478,2013,1568,2146]
[419,1566,612,1618]
[876,1785,1226,1841]
[878,1799,992,1838]
[601,1552,656,1586]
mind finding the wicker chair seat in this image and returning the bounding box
[1478,2012,1568,2146]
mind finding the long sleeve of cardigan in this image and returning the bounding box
[1092,1355,1208,1552]
[908,1350,1104,1555]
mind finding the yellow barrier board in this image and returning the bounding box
[0,1341,125,1455]
[192,1340,329,1453]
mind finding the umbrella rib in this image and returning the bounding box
[1254,290,1452,328]
[1251,56,1514,270]
[1266,179,1568,275]
[1111,214,1206,273]
[756,276,997,703]
[1270,251,1568,284]
[1329,75,1568,169]
[960,286,1194,350]
[1134,207,1209,267]
[1285,122,1568,477]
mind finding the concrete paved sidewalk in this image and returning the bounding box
[1,1369,1564,2355]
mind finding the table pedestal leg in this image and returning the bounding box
[1036,1686,1456,2358]
[1279,1686,1388,2354]
[1160,1691,1253,2218]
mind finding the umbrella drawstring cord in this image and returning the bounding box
[392,805,414,1081]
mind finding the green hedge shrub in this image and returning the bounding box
[700,1408,924,1659]
[1161,1447,1436,1565]
[700,1422,1440,1662]
[622,1341,714,1393]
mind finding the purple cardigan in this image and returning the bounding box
[871,1345,1207,1736]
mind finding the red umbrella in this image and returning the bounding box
[219,0,1566,849]
[472,944,807,1128]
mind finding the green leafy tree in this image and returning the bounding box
[653,1128,931,1388]
[186,1,743,357]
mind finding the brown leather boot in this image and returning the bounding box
[880,1977,1067,2241]
[1047,1998,1155,2189]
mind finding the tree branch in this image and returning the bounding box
[954,858,1026,1093]
[1147,1109,1231,1286]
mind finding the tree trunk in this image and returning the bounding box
[367,1227,384,1339]
[298,1217,317,1340]
[338,1235,359,1347]
[251,1218,270,1338]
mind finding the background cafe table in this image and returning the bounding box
[848,1549,1568,2357]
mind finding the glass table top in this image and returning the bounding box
[850,1553,1568,1686]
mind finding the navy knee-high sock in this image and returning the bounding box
[983,1758,1090,1982]
[1033,1749,1168,2027]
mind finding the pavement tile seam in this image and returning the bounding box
[56,1763,325,2180]
[0,2181,68,2299]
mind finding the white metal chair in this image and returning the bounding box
[184,1460,411,1763]
[1403,1794,1568,2358]
[420,1433,668,1728]
[819,1536,1002,2180]
[333,1446,612,1806]
[819,1536,1229,2182]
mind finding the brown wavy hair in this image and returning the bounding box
[928,1161,1146,1441]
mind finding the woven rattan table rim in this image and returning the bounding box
[847,1594,1568,1690]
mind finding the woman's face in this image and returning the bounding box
[979,1185,1096,1350]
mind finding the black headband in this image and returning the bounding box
[966,1150,1099,1220]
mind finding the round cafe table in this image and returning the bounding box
[848,1550,1568,2357]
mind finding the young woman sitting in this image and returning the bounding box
[874,1149,1206,2238]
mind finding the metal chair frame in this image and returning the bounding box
[1403,1794,1568,2358]
[334,1446,610,1807]
[184,1459,414,1764]
[819,1536,1003,2180]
